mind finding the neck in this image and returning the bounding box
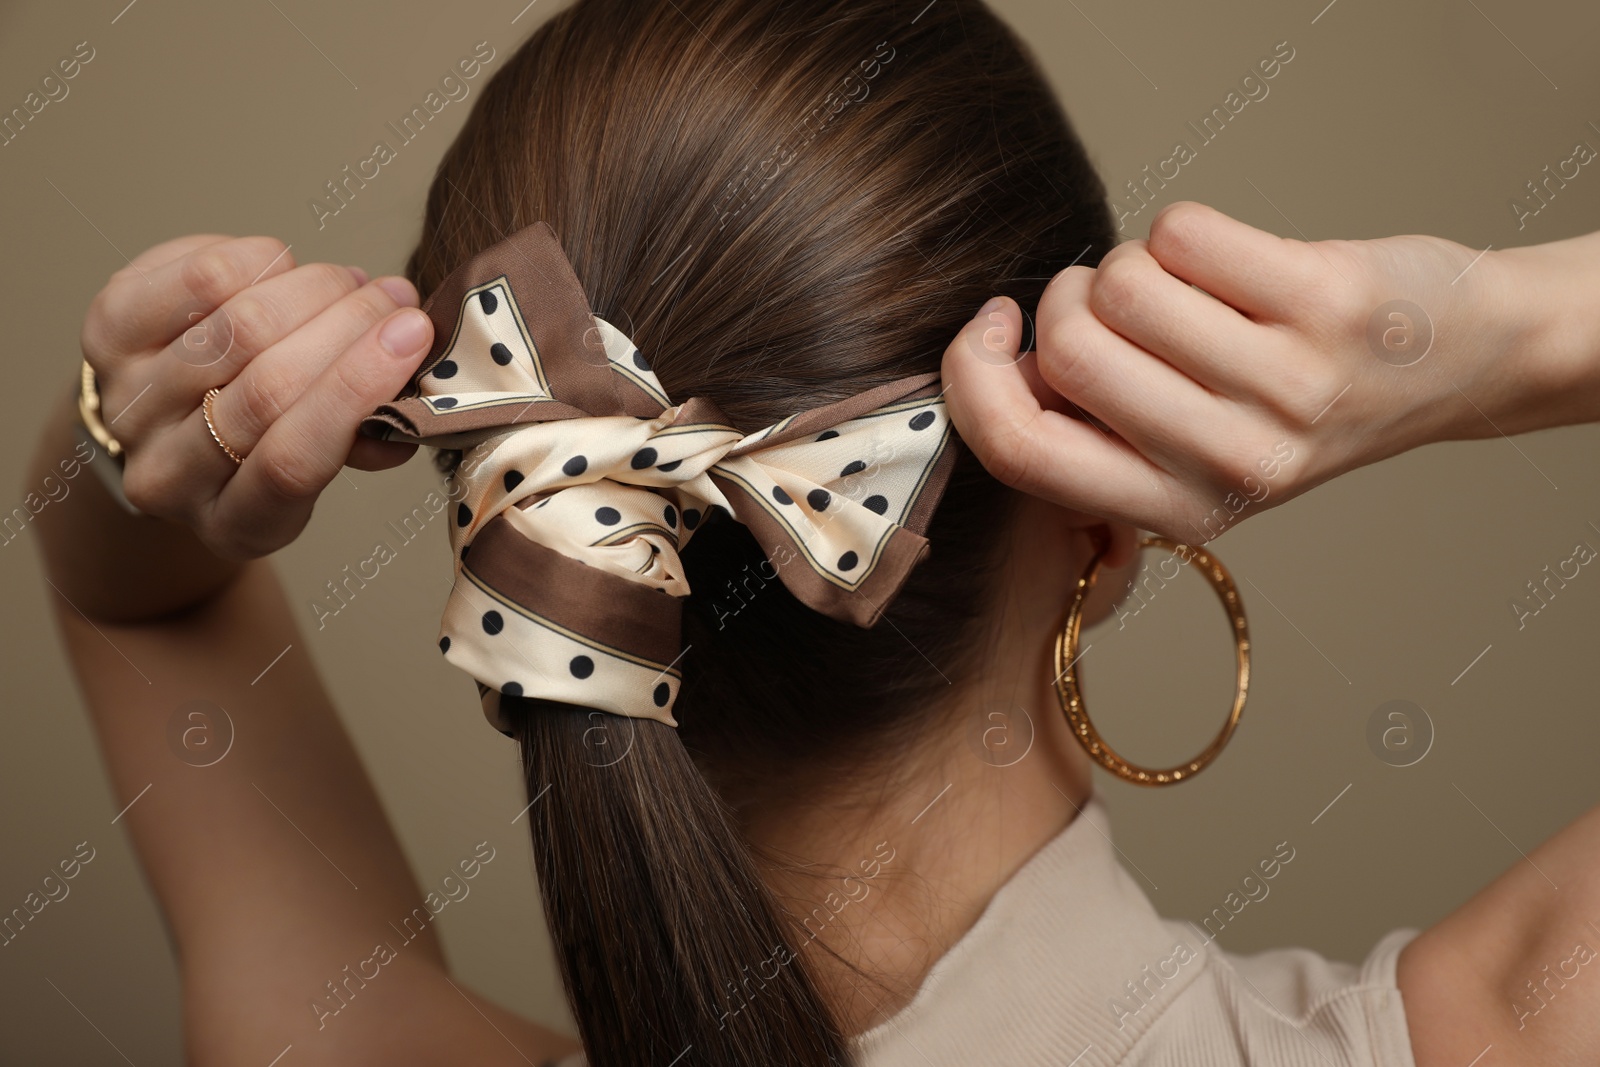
[742,644,1096,1038]
[739,506,1136,1039]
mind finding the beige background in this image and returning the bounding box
[4,0,1600,1061]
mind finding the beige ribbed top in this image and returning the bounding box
[555,794,1420,1067]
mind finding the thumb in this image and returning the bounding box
[954,295,1023,368]
[943,295,1076,417]
[940,295,1039,492]
[941,292,1158,526]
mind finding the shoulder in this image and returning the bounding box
[1145,923,1417,1066]
[1397,804,1600,1067]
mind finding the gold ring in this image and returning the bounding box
[1053,535,1251,786]
[202,387,245,465]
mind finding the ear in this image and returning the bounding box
[1080,522,1143,627]
[1095,521,1141,571]
[1031,495,1141,571]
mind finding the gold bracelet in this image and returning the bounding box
[78,360,125,465]
[71,364,142,515]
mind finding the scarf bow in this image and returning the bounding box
[361,223,957,734]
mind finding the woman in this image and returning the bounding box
[28,0,1600,1064]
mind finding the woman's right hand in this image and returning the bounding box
[942,201,1600,541]
[81,234,435,559]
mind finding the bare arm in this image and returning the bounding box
[29,235,581,1066]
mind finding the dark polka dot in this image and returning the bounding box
[631,447,658,469]
[841,459,866,477]
[632,349,651,371]
[562,455,588,477]
[490,342,513,365]
[838,551,859,571]
[569,655,594,679]
[772,485,793,505]
[432,359,458,379]
[460,543,471,561]
[816,429,840,441]
[658,459,682,472]
[434,396,458,409]
[503,470,524,492]
[502,681,523,698]
[807,488,831,511]
[535,499,550,508]
[482,610,504,635]
[683,508,702,530]
[438,635,450,653]
[479,290,498,315]
[664,504,678,527]
[864,495,888,515]
[456,502,472,526]
[595,506,621,526]
[653,682,671,707]
[909,410,936,431]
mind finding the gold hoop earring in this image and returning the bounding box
[1053,534,1250,787]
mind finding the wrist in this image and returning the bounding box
[1485,234,1600,434]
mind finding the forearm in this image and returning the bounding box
[23,376,244,622]
[1486,228,1600,436]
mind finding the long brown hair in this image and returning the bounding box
[407,0,1115,1062]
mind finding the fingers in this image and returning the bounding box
[85,236,297,363]
[1088,239,1268,395]
[1033,267,1228,473]
[126,234,234,275]
[203,276,419,458]
[118,278,421,537]
[1145,201,1324,322]
[345,436,419,472]
[137,260,368,431]
[941,297,1178,529]
[208,308,434,556]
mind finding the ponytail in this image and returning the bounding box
[515,705,850,1066]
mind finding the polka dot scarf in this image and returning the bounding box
[360,222,958,735]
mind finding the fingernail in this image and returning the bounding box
[976,296,1005,318]
[375,275,418,307]
[378,308,430,358]
[347,265,370,285]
